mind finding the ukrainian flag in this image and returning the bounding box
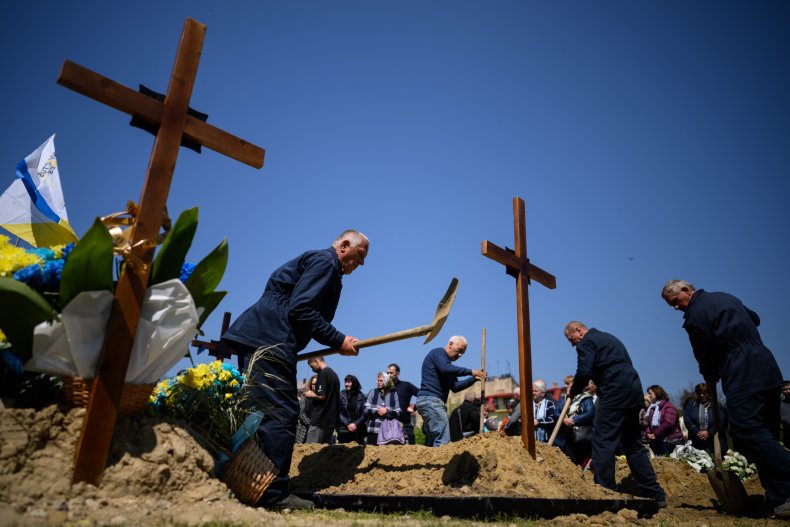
[0,135,78,247]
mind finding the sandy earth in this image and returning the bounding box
[0,406,785,526]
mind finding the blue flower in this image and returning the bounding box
[180,262,196,282]
[31,247,56,261]
[14,264,43,290]
[61,242,75,260]
[1,349,24,376]
[41,260,65,290]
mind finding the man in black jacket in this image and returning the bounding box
[449,392,481,441]
[387,363,420,444]
[662,280,789,517]
[564,321,666,507]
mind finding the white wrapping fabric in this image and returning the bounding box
[26,315,77,376]
[26,279,199,383]
[125,279,199,383]
[62,290,114,378]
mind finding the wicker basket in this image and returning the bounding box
[221,438,278,505]
[60,376,155,416]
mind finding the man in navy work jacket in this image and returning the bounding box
[564,321,666,507]
[221,230,368,509]
[415,336,486,447]
[662,280,789,518]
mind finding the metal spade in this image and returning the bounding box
[707,382,749,515]
[297,277,459,362]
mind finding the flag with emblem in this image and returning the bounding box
[0,134,78,247]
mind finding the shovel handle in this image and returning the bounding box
[709,382,723,464]
[548,396,572,446]
[480,327,487,434]
[297,324,433,362]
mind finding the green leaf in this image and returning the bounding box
[185,238,228,301]
[0,277,55,362]
[59,218,114,309]
[185,239,228,331]
[196,290,227,329]
[150,207,198,286]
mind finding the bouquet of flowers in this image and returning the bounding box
[0,206,228,387]
[150,360,247,454]
[669,440,714,473]
[722,449,757,480]
[151,357,278,504]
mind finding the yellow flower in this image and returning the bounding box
[0,237,40,277]
[229,379,239,388]
[0,329,6,342]
[225,393,233,400]
[218,370,232,382]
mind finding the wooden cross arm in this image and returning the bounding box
[481,240,556,289]
[57,60,265,169]
[191,339,219,352]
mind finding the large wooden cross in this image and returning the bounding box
[57,18,265,485]
[482,197,556,458]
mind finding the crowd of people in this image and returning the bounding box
[221,229,789,517]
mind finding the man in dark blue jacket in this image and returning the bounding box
[662,280,789,517]
[387,363,420,444]
[415,336,486,446]
[564,321,666,506]
[222,230,368,509]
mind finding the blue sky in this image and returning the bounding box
[2,1,788,401]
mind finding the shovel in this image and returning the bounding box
[548,396,571,447]
[297,277,459,362]
[707,382,749,515]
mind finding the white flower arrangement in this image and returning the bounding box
[722,449,757,480]
[670,441,714,473]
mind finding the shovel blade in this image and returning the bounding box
[423,277,459,344]
[707,467,749,515]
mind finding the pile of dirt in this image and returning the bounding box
[0,405,273,526]
[0,405,784,527]
[290,434,622,500]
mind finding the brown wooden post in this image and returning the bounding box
[481,197,556,459]
[59,18,265,485]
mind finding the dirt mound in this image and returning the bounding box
[0,405,783,527]
[290,434,622,499]
[0,405,273,526]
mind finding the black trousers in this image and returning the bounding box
[727,387,790,508]
[592,405,665,499]
[225,339,299,506]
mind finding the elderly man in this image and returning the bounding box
[504,381,556,443]
[662,279,790,517]
[415,336,486,447]
[564,321,666,507]
[221,230,368,509]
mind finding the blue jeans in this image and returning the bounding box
[416,395,450,447]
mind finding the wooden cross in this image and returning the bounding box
[58,18,265,485]
[190,311,248,369]
[482,197,556,458]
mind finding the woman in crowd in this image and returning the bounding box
[364,371,402,445]
[645,384,683,455]
[337,374,367,444]
[683,382,726,454]
[295,375,317,444]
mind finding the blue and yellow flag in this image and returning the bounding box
[0,135,78,247]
